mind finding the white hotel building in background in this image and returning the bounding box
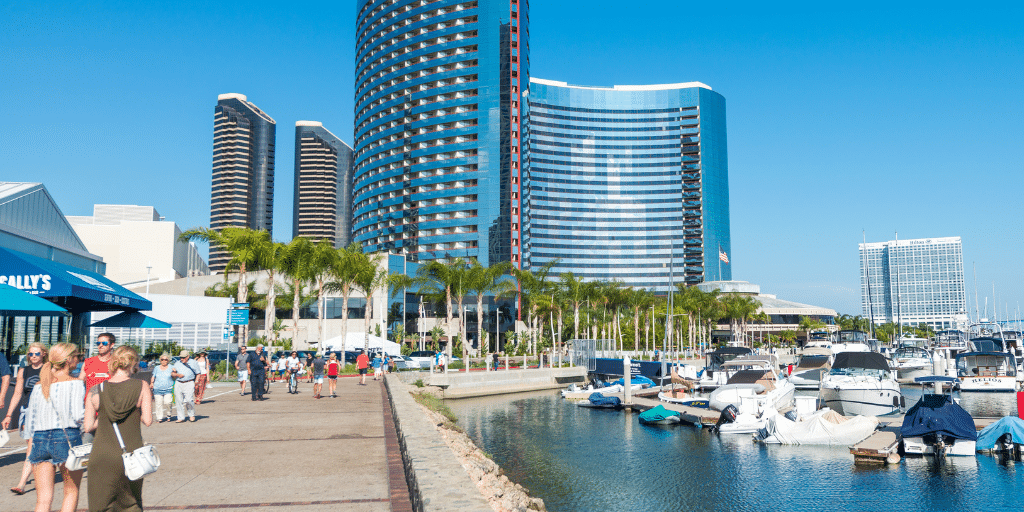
[859,236,968,330]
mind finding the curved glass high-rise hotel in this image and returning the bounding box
[523,79,731,292]
[353,0,527,266]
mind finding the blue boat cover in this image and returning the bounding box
[976,416,1024,450]
[638,404,679,424]
[587,392,622,407]
[609,375,656,388]
[900,394,977,441]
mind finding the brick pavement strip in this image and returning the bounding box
[0,377,404,512]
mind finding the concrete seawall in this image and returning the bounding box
[397,367,588,398]
[384,374,493,512]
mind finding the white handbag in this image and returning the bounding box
[48,391,90,471]
[112,421,159,481]
[0,428,8,448]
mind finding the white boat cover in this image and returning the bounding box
[762,410,879,445]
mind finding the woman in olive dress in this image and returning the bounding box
[84,346,152,512]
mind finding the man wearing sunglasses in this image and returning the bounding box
[81,333,116,395]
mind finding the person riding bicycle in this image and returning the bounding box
[285,352,302,394]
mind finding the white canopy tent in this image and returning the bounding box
[322,332,402,355]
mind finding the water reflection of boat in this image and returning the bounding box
[819,352,902,416]
[900,376,977,457]
[789,347,832,389]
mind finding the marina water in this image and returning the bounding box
[448,389,1022,512]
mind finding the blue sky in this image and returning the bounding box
[2,1,1022,317]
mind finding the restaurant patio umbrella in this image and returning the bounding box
[0,284,69,316]
[89,311,172,354]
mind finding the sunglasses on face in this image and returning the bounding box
[98,341,110,346]
[28,352,42,356]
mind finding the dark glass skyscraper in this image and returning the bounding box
[353,0,527,266]
[293,121,354,247]
[523,79,731,292]
[210,93,276,271]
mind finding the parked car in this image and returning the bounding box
[408,350,437,369]
[392,355,419,371]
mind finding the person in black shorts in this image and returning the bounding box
[326,353,340,398]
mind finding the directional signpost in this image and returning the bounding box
[226,303,249,375]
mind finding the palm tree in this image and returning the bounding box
[560,272,595,342]
[513,262,557,356]
[325,243,363,352]
[417,258,469,361]
[179,227,270,347]
[352,251,388,353]
[626,288,655,354]
[465,260,515,355]
[387,272,418,349]
[257,241,288,345]
[279,237,315,341]
[307,240,339,351]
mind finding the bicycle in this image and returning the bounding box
[288,368,299,394]
[262,369,271,395]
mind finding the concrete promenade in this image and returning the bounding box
[0,376,411,512]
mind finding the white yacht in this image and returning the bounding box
[831,330,874,354]
[890,346,936,381]
[931,330,969,378]
[789,347,833,390]
[819,351,902,416]
[956,346,1018,392]
[708,355,795,413]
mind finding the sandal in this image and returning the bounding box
[10,487,25,495]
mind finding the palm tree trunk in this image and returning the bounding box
[476,295,485,357]
[317,278,326,352]
[238,263,248,347]
[292,278,301,341]
[341,286,351,353]
[265,269,277,344]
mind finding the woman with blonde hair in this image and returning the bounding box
[21,342,86,512]
[2,341,48,495]
[85,345,152,511]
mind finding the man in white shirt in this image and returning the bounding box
[285,352,302,394]
[171,350,201,422]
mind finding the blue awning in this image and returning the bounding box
[0,247,151,312]
[0,283,69,316]
[90,311,171,329]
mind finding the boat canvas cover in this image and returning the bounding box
[832,352,890,371]
[763,410,879,445]
[638,404,678,423]
[899,394,977,441]
[725,370,772,385]
[707,347,752,367]
[609,375,656,388]
[975,416,1024,450]
[587,392,622,407]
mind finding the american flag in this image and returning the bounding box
[719,250,729,264]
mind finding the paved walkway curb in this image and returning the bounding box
[384,374,491,512]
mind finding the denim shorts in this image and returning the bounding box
[30,428,83,465]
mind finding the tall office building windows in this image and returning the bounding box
[522,79,731,292]
[210,93,276,272]
[353,0,527,266]
[293,121,354,247]
[859,236,967,329]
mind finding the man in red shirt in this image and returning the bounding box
[81,332,116,394]
[80,332,116,443]
[356,350,369,385]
